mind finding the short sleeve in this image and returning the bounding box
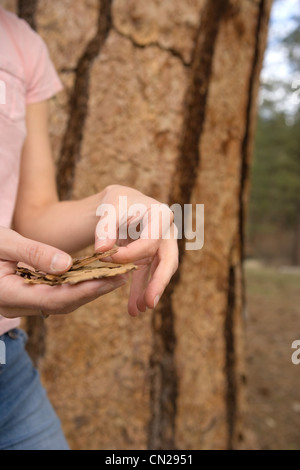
[23,28,63,104]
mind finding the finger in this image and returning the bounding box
[140,204,174,240]
[128,264,151,316]
[144,240,179,309]
[111,222,178,264]
[0,227,72,274]
[95,203,118,252]
[110,238,159,264]
[135,256,159,312]
[94,232,117,253]
[1,306,45,318]
[0,273,128,316]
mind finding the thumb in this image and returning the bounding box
[2,229,72,274]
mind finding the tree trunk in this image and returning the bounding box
[6,0,273,450]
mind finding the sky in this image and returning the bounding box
[260,0,300,114]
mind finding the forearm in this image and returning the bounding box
[13,191,105,254]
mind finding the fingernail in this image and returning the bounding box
[95,238,108,251]
[154,295,160,308]
[102,256,113,262]
[51,253,72,273]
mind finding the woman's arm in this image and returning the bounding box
[13,101,104,252]
[13,100,179,316]
[0,101,130,320]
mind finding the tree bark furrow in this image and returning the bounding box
[240,0,267,259]
[148,0,230,450]
[225,0,272,449]
[17,0,38,30]
[224,263,237,450]
[56,0,112,201]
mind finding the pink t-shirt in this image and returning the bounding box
[0,6,63,335]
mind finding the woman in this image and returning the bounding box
[0,6,178,450]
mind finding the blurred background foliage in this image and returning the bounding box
[247,8,300,265]
[244,3,300,450]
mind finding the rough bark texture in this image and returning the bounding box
[5,0,273,450]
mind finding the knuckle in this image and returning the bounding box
[24,243,47,268]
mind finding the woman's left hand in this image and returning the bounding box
[94,185,179,316]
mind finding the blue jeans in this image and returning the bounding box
[0,329,70,450]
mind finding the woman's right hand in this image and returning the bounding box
[0,227,128,318]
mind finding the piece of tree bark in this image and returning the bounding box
[17,249,136,285]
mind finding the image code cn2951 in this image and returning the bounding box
[147,455,192,465]
[104,454,193,467]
